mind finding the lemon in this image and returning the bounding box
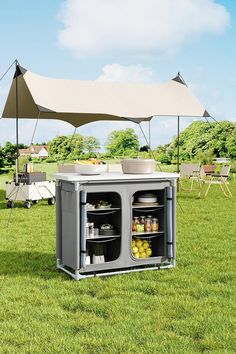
[138,246,144,253]
[140,252,146,258]
[132,246,138,253]
[133,252,140,258]
[132,240,136,247]
[146,248,152,256]
[143,242,149,250]
[136,240,143,247]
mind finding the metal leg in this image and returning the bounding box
[218,179,228,197]
[190,177,194,191]
[221,178,232,197]
[204,179,212,197]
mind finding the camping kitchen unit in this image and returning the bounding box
[55,171,177,280]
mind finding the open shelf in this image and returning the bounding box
[87,207,120,212]
[87,235,120,241]
[132,231,164,237]
[132,204,164,209]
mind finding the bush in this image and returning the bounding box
[195,149,215,165]
[45,157,56,163]
[158,153,172,165]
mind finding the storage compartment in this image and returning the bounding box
[131,189,166,260]
[87,238,120,264]
[84,192,122,264]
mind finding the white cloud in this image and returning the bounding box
[57,0,230,58]
[96,63,157,83]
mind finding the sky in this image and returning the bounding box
[0,0,236,150]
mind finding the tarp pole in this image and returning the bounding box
[177,116,180,173]
[177,116,180,191]
[149,120,151,152]
[15,60,19,184]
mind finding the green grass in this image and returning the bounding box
[0,167,236,353]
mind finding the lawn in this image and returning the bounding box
[0,167,235,353]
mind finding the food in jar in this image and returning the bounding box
[151,218,159,232]
[132,217,140,231]
[136,223,145,232]
[144,217,152,232]
[140,216,145,224]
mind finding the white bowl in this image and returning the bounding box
[138,196,157,203]
[121,159,156,174]
[75,164,107,175]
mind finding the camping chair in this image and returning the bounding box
[202,164,216,175]
[199,165,232,198]
[179,163,201,191]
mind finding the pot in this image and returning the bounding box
[121,159,156,174]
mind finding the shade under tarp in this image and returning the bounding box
[2,65,209,127]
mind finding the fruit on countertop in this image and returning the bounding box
[77,158,106,165]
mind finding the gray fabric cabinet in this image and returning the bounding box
[54,172,177,280]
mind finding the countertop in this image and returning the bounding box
[53,171,179,182]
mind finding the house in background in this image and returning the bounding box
[19,145,49,159]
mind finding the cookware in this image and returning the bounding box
[121,159,156,174]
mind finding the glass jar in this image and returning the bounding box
[132,217,139,232]
[144,217,152,232]
[151,218,159,232]
[140,216,145,224]
[136,223,145,232]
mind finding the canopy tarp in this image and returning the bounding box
[2,65,209,127]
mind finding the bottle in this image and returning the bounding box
[88,222,94,238]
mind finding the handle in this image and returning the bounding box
[80,190,87,267]
[166,187,173,258]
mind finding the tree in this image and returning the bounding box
[106,128,140,156]
[3,141,26,166]
[83,136,100,153]
[168,120,236,162]
[48,136,68,161]
[227,129,236,159]
[0,147,4,168]
[48,134,84,161]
